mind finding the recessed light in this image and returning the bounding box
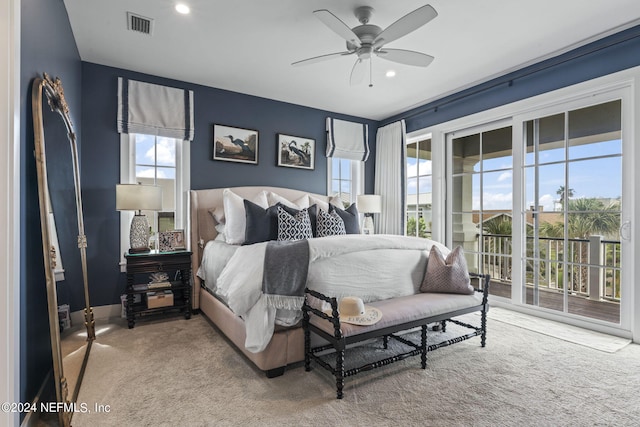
[175,3,190,14]
[386,70,396,78]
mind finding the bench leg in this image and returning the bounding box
[421,324,427,369]
[383,335,389,349]
[481,307,488,348]
[336,349,345,399]
[441,319,447,333]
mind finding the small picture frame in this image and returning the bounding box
[158,231,174,252]
[277,134,315,170]
[213,124,258,164]
[171,229,185,250]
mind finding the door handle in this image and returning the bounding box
[619,220,631,241]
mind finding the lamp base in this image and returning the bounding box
[362,214,375,235]
[128,247,150,254]
[129,214,150,253]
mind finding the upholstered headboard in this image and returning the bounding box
[189,186,332,309]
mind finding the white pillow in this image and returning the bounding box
[210,206,225,224]
[308,194,343,212]
[267,191,309,209]
[222,189,268,244]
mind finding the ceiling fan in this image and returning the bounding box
[292,4,438,86]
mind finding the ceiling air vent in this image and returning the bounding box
[127,12,154,35]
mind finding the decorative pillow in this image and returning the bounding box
[420,245,474,295]
[223,189,268,244]
[308,194,343,213]
[277,206,313,241]
[329,203,360,234]
[316,208,346,237]
[209,206,225,224]
[267,191,309,209]
[214,223,226,241]
[243,200,280,245]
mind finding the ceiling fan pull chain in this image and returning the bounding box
[369,57,373,87]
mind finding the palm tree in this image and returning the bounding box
[556,186,575,210]
[540,198,620,292]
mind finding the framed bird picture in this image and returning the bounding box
[213,124,258,164]
[277,133,315,170]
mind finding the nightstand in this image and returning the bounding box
[125,250,192,328]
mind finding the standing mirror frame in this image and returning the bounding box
[32,73,95,427]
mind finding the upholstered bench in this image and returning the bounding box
[302,272,490,399]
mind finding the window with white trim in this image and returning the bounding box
[119,133,190,265]
[327,157,364,205]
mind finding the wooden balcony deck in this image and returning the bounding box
[487,280,620,324]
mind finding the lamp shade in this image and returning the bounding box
[116,184,163,211]
[357,195,382,214]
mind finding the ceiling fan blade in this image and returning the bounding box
[376,49,434,67]
[350,58,366,85]
[292,51,353,66]
[313,9,361,47]
[373,4,437,49]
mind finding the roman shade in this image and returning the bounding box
[326,117,369,161]
[117,77,194,141]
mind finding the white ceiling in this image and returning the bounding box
[63,0,640,121]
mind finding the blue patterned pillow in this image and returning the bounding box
[277,206,313,241]
[316,209,346,237]
[329,203,360,234]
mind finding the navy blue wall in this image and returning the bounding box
[383,24,640,132]
[80,62,378,308]
[20,0,82,410]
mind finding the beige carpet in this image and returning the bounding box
[485,307,631,353]
[67,313,640,427]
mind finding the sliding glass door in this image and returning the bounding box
[447,123,513,299]
[522,99,623,323]
[444,89,632,329]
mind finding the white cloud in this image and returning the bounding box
[144,139,175,165]
[407,159,431,178]
[137,168,167,179]
[497,171,512,182]
[475,192,512,210]
[538,194,556,211]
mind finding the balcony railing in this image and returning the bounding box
[480,234,621,302]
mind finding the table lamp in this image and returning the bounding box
[116,183,163,253]
[356,194,381,235]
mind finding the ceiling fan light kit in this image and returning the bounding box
[292,4,437,86]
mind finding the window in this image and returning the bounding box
[120,133,190,264]
[327,157,364,205]
[406,136,433,238]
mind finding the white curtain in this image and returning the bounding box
[326,117,369,161]
[117,77,194,141]
[374,120,406,235]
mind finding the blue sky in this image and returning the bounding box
[407,138,622,211]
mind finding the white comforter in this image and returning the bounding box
[198,234,449,353]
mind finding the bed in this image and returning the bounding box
[189,186,448,377]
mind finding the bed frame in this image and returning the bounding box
[189,186,334,377]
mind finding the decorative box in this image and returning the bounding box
[146,290,174,309]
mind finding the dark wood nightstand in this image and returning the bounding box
[125,250,192,328]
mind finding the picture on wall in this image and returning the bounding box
[277,133,315,170]
[213,124,258,164]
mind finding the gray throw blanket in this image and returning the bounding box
[262,239,310,310]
